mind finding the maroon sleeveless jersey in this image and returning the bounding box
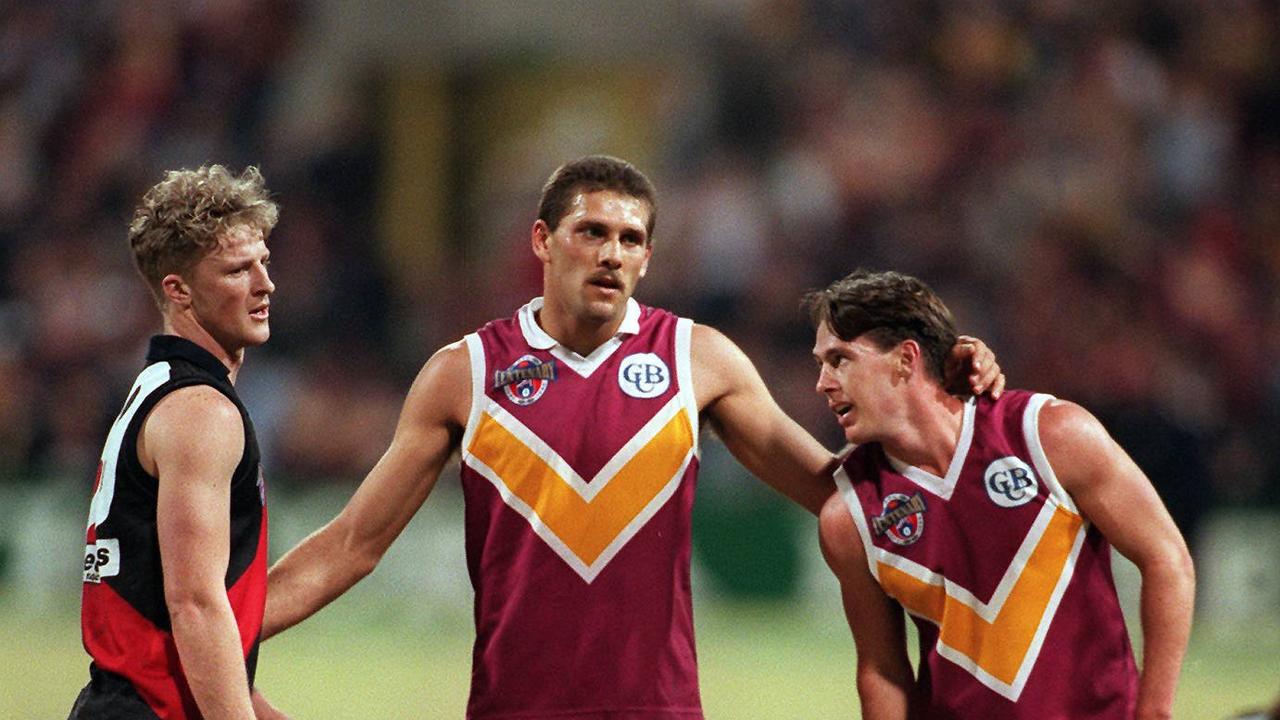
[459,298,703,719]
[74,335,268,719]
[834,391,1138,718]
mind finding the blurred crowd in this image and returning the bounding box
[2,0,1278,552]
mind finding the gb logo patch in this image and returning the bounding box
[618,353,669,399]
[984,456,1038,508]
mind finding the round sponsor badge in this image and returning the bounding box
[618,353,670,399]
[983,456,1039,508]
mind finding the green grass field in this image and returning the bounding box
[7,595,1276,719]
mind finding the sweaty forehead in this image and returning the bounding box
[566,190,650,230]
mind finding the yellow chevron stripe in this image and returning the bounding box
[878,505,1084,685]
[468,409,694,566]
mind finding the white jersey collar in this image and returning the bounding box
[517,296,642,376]
[884,396,977,501]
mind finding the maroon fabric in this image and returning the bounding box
[841,390,1138,719]
[460,304,703,719]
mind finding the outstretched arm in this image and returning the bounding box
[263,341,470,639]
[1039,400,1195,720]
[818,493,914,719]
[147,386,256,719]
[692,324,836,514]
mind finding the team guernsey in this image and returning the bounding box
[834,391,1138,718]
[73,335,268,720]
[460,297,702,719]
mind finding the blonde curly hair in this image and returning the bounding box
[129,165,278,304]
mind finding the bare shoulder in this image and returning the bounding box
[1036,397,1125,493]
[818,491,865,571]
[690,323,759,408]
[819,491,856,538]
[423,337,472,380]
[140,385,244,475]
[146,385,243,438]
[402,338,473,428]
[690,322,742,362]
[1037,398,1110,454]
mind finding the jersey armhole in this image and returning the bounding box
[1022,393,1079,514]
[675,317,699,458]
[833,464,880,581]
[460,333,487,452]
[127,376,247,490]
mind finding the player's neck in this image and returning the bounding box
[163,312,245,383]
[883,387,966,477]
[536,300,623,357]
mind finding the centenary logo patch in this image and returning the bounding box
[83,538,120,583]
[984,456,1039,508]
[494,355,557,406]
[872,492,927,546]
[618,353,670,399]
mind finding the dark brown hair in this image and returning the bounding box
[537,155,657,239]
[802,269,957,382]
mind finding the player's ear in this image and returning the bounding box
[160,273,191,308]
[531,220,552,262]
[898,339,921,379]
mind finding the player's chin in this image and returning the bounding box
[243,324,271,346]
[583,299,624,322]
[843,424,871,446]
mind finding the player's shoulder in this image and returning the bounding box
[1032,396,1113,468]
[414,337,472,387]
[817,490,867,570]
[688,322,758,390]
[148,383,241,431]
[433,336,471,361]
[140,384,245,472]
[689,322,742,359]
[1035,396,1099,435]
[400,338,472,425]
[819,490,855,532]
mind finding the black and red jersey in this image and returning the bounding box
[72,335,268,719]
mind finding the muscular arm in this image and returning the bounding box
[818,494,914,719]
[147,386,255,720]
[262,342,470,639]
[692,324,837,514]
[690,326,1004,515]
[1039,400,1195,720]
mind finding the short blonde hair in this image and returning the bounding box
[129,165,278,302]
